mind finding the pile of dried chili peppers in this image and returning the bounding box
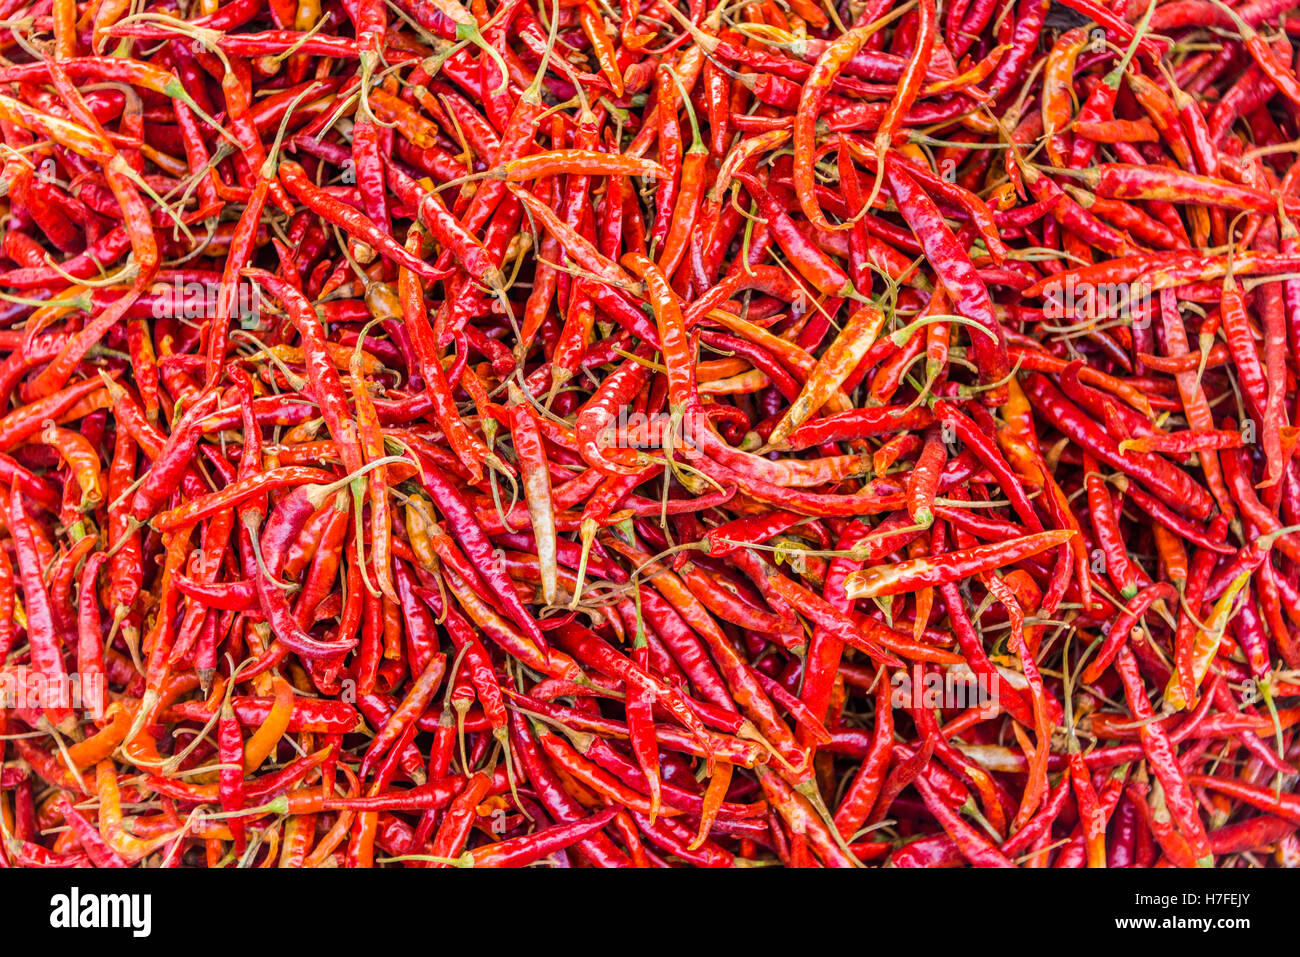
[0,0,1299,870]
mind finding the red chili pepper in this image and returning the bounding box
[3,0,1297,873]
